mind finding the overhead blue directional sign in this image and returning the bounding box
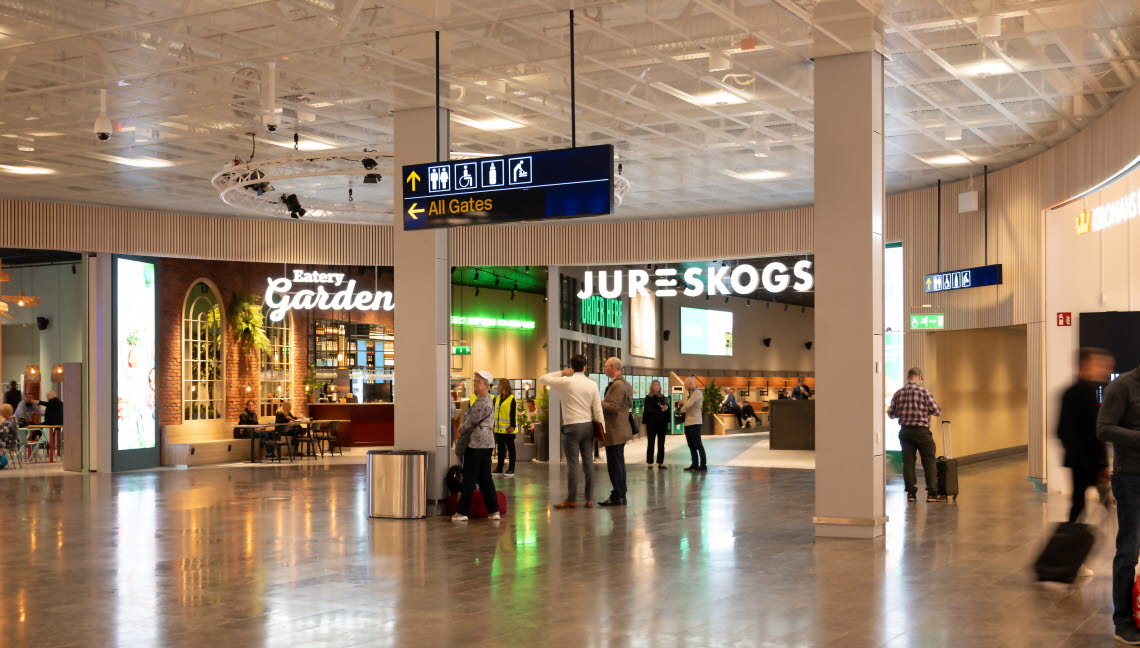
[401,144,613,229]
[923,263,1003,293]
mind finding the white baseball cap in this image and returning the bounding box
[475,370,493,384]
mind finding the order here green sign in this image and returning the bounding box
[910,314,945,330]
[581,295,622,328]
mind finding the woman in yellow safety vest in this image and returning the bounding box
[492,378,517,476]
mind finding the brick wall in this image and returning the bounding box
[156,259,393,427]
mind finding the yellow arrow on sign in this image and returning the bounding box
[407,202,424,219]
[406,170,421,191]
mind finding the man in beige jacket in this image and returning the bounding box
[600,357,633,507]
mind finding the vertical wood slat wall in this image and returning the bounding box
[0,201,393,265]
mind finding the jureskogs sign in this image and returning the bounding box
[576,261,813,299]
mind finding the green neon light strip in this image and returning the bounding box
[451,315,536,330]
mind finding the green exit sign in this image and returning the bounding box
[581,296,622,328]
[452,346,472,355]
[910,314,945,330]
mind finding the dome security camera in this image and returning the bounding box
[94,113,112,141]
[262,111,280,133]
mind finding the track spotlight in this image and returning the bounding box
[475,287,480,297]
[364,172,382,184]
[245,168,272,196]
[746,299,751,306]
[474,269,481,280]
[362,157,378,170]
[724,296,729,304]
[804,341,813,350]
[281,193,306,218]
[762,338,771,347]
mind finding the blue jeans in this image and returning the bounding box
[1112,473,1140,626]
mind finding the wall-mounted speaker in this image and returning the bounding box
[804,341,813,350]
[663,330,671,341]
[36,317,49,331]
[762,338,772,347]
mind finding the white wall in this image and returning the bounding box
[1045,166,1140,492]
[1,263,85,389]
[660,294,814,373]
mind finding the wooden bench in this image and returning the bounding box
[162,421,256,467]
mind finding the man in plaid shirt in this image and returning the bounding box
[888,367,945,502]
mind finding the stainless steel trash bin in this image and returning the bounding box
[366,450,429,519]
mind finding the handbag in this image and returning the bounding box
[592,420,607,445]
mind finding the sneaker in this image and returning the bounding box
[647,464,655,470]
[1115,624,1140,645]
[907,493,917,502]
[488,512,501,520]
[926,494,948,503]
[683,466,697,472]
[451,513,469,522]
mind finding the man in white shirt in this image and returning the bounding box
[539,354,604,509]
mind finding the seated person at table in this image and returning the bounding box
[15,395,45,439]
[276,402,302,456]
[0,404,19,462]
[741,401,758,428]
[40,391,63,426]
[239,400,259,426]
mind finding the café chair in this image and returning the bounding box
[295,423,321,459]
[17,428,48,463]
[313,421,343,457]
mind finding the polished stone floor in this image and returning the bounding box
[0,454,1122,647]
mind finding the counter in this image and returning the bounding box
[308,403,394,446]
[769,400,815,450]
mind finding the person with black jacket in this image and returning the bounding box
[1099,365,1140,645]
[40,391,63,426]
[643,380,670,469]
[1058,348,1113,524]
[3,381,20,412]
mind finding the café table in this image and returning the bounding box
[233,424,271,463]
[25,425,63,462]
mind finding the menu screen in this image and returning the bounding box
[115,258,157,451]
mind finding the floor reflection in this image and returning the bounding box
[0,456,1119,646]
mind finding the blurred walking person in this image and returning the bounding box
[1058,348,1114,524]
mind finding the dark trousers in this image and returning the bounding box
[562,422,595,502]
[646,423,667,464]
[899,426,937,496]
[457,448,498,516]
[684,424,706,468]
[606,443,627,500]
[494,433,516,473]
[1069,467,1099,523]
[1113,474,1140,626]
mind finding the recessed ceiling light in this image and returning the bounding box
[690,90,747,106]
[925,154,971,166]
[99,155,173,168]
[309,102,334,108]
[27,132,63,137]
[723,169,786,181]
[944,127,963,141]
[262,138,337,151]
[0,164,54,175]
[454,115,524,131]
[958,59,1013,77]
[16,143,34,152]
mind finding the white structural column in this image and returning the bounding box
[813,50,887,538]
[393,106,452,506]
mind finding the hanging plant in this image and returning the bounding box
[229,293,272,357]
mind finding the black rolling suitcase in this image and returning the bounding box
[1034,522,1095,583]
[937,420,959,501]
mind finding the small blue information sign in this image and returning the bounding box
[401,144,613,229]
[923,264,1003,293]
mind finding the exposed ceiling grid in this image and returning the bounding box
[0,0,1133,224]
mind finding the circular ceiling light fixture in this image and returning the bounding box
[211,152,393,222]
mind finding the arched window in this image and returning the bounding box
[182,281,223,420]
[260,306,293,417]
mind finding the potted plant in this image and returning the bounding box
[303,367,323,403]
[701,379,723,435]
[229,293,272,359]
[533,387,551,461]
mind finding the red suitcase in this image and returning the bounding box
[447,490,507,517]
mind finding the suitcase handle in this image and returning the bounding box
[941,420,953,459]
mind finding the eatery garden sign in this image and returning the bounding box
[264,270,395,322]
